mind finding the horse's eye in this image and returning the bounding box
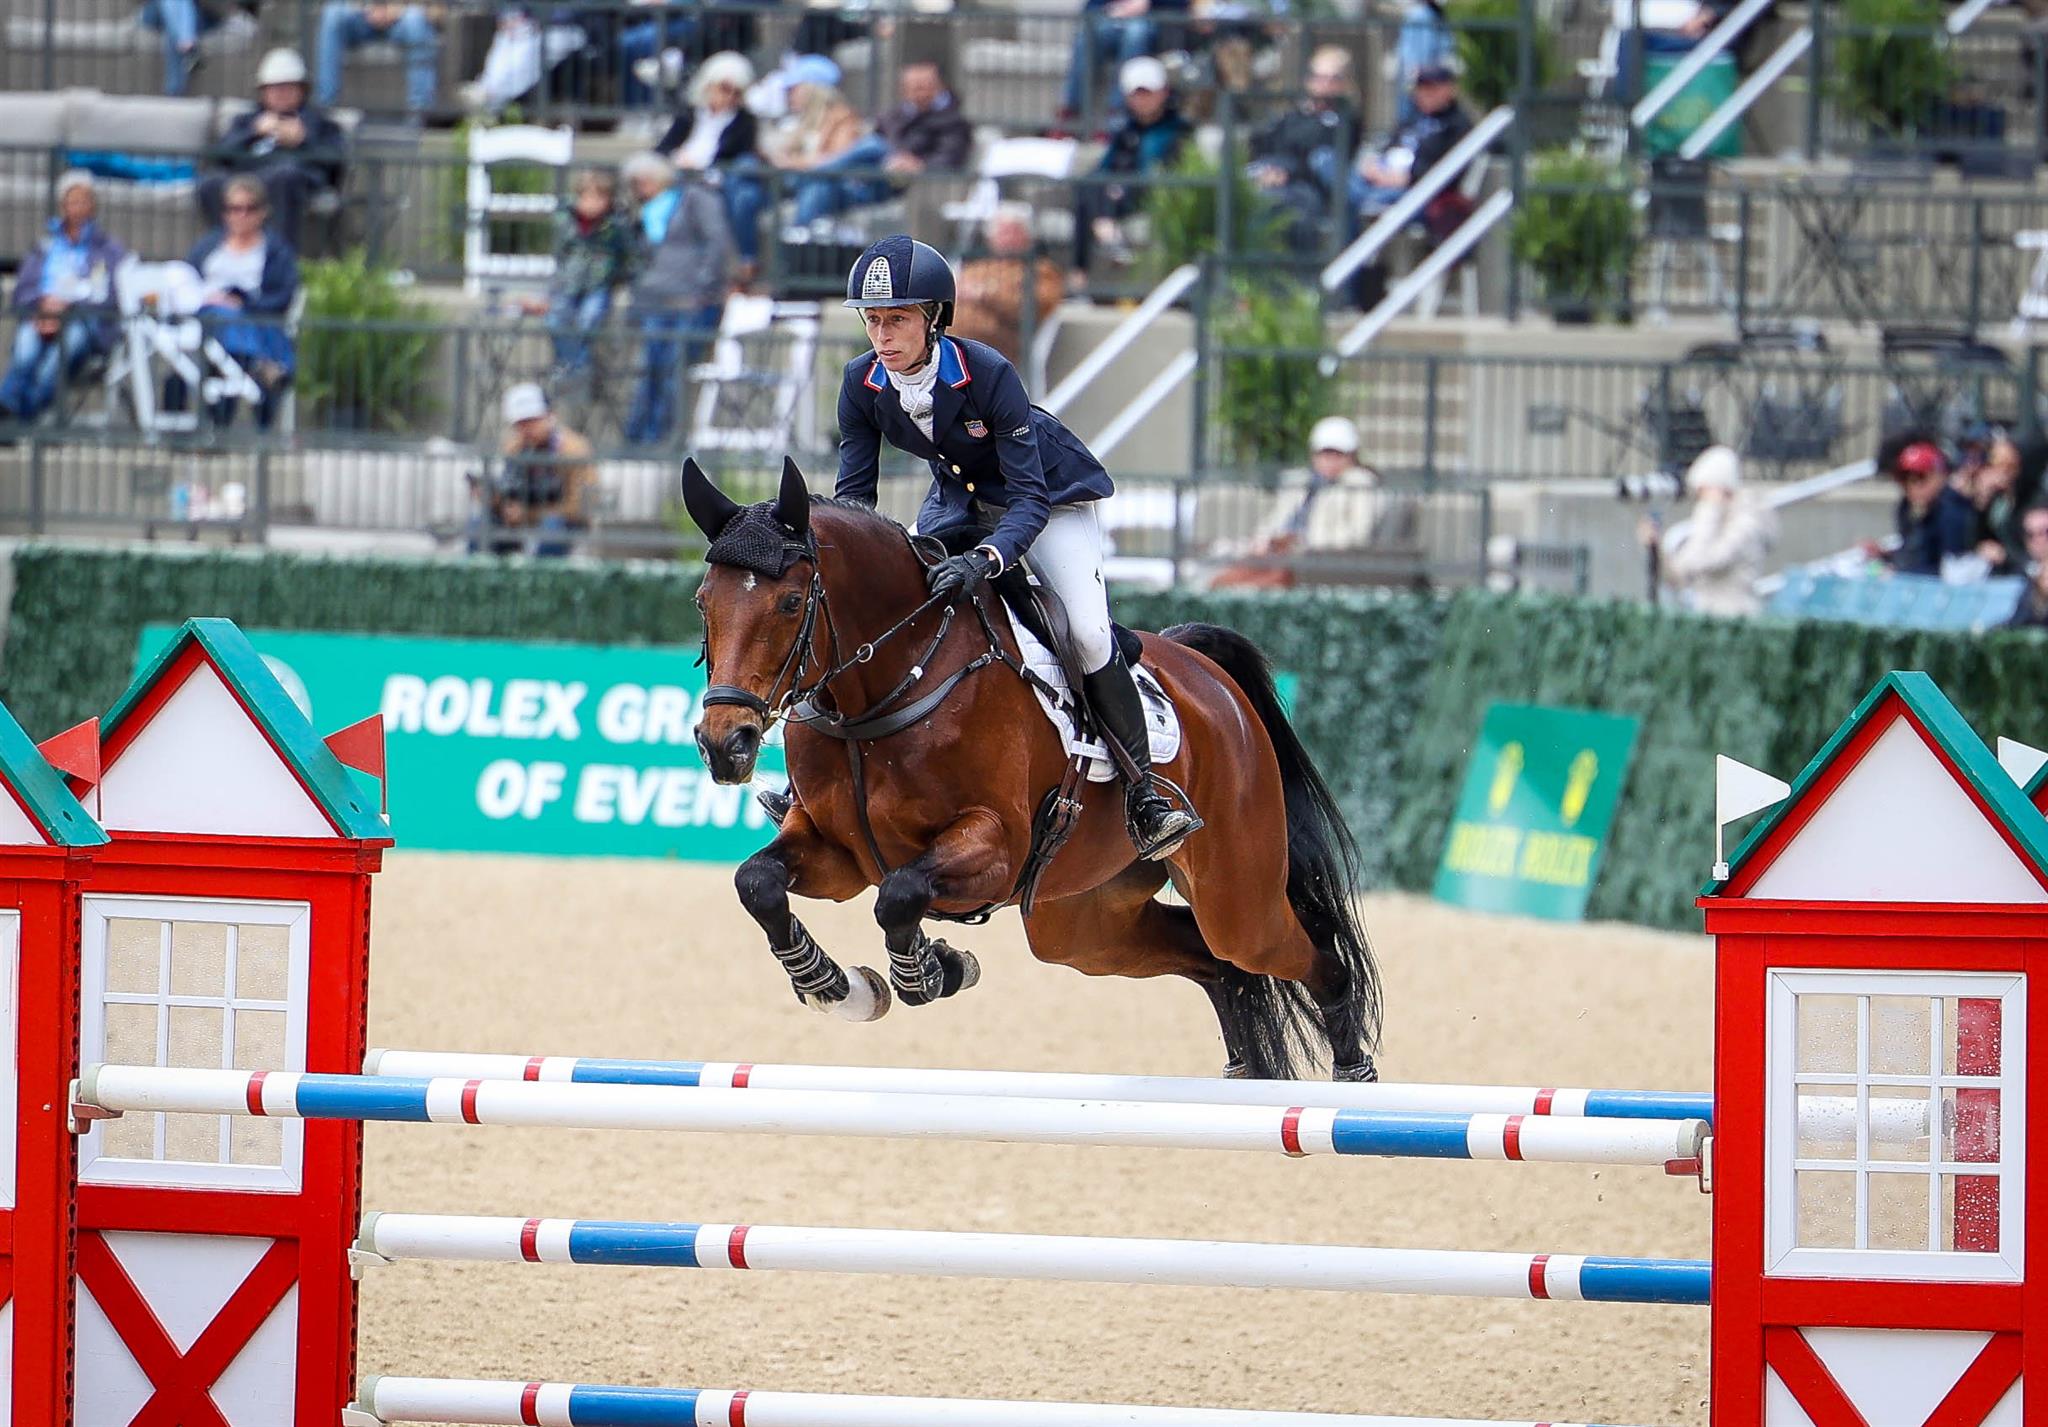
[779,592,803,615]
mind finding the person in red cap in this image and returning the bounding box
[1882,434,1977,577]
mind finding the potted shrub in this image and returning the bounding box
[297,250,441,433]
[1140,143,1288,281]
[1509,149,1637,324]
[1213,278,1333,470]
[1448,0,1555,111]
[1832,0,1954,147]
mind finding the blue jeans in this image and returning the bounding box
[468,509,573,557]
[137,0,216,96]
[619,13,697,109]
[0,319,100,421]
[1351,176,1409,217]
[548,288,612,374]
[1061,13,1157,115]
[626,303,721,446]
[719,159,767,263]
[791,135,893,228]
[315,3,442,113]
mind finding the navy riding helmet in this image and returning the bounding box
[845,235,956,331]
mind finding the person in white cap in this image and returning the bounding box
[1058,0,1169,126]
[1251,415,1385,554]
[0,171,127,423]
[1071,55,1191,284]
[1643,444,1776,617]
[473,383,594,557]
[201,49,346,248]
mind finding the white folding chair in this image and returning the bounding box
[464,124,575,298]
[687,296,823,454]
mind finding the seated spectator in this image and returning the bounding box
[202,50,347,251]
[1352,65,1473,219]
[950,205,1065,365]
[1878,437,1977,577]
[2007,503,2048,628]
[1210,416,1384,587]
[1962,428,2046,576]
[516,169,635,379]
[622,153,735,447]
[1071,57,1193,283]
[473,382,592,557]
[657,52,766,274]
[1059,0,1189,129]
[137,0,219,97]
[464,9,561,115]
[1247,46,1361,254]
[790,60,972,229]
[1392,1,1454,124]
[315,3,442,119]
[1,172,128,425]
[167,174,300,430]
[761,55,867,229]
[1641,445,1775,617]
[621,1,758,110]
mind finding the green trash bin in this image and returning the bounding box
[1643,51,1741,160]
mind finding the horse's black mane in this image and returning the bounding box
[808,494,913,540]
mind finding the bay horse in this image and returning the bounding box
[685,457,1380,1081]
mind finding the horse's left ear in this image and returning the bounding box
[774,456,811,536]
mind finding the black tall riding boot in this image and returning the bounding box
[1082,648,1202,860]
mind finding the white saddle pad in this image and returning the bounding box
[1003,606,1182,783]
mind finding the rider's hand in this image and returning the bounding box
[927,548,999,600]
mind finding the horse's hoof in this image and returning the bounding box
[1221,1059,1250,1079]
[809,966,891,1023]
[944,946,981,995]
[1334,1056,1378,1084]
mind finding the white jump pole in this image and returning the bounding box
[355,1212,1712,1305]
[366,1048,1716,1123]
[350,1377,1657,1427]
[76,1066,1708,1169]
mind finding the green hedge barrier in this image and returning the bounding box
[12,545,2048,934]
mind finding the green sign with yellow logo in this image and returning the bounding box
[1432,703,1639,921]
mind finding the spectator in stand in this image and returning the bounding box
[1247,46,1361,254]
[1961,428,2046,576]
[622,152,735,447]
[138,0,220,97]
[950,204,1065,365]
[657,52,765,275]
[1878,436,1977,577]
[1058,0,1189,129]
[760,55,867,230]
[790,60,972,229]
[1392,1,1455,123]
[474,382,593,557]
[168,174,300,430]
[201,50,347,251]
[1209,416,1385,588]
[314,3,442,119]
[2007,504,2048,627]
[1071,56,1192,284]
[0,172,128,424]
[1641,445,1776,617]
[1351,64,1473,218]
[516,169,636,378]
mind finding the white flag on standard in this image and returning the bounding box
[1996,737,2048,789]
[1715,754,1790,828]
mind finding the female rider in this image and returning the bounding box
[834,234,1198,860]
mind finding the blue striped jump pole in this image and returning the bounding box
[77,1066,1709,1170]
[356,1212,1710,1306]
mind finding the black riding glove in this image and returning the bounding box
[927,549,999,600]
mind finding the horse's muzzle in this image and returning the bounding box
[696,721,762,784]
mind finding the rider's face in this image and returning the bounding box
[863,306,930,372]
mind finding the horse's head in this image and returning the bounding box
[684,456,815,784]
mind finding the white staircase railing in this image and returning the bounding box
[1319,105,1516,294]
[1630,0,1775,129]
[1041,263,1201,417]
[1334,189,1514,358]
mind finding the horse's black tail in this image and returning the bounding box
[1163,622,1382,1081]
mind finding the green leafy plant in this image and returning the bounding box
[1509,149,1637,320]
[1140,143,1288,279]
[1213,278,1332,469]
[1448,0,1555,110]
[296,250,442,433]
[1831,0,1954,138]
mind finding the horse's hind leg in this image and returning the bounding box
[875,812,1012,1006]
[733,819,889,1022]
[1308,950,1377,1082]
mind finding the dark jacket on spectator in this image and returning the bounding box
[1250,97,1360,201]
[14,218,127,348]
[1394,97,1474,193]
[2008,580,2048,629]
[1892,484,1978,576]
[876,89,973,171]
[186,228,301,315]
[655,107,759,166]
[1094,100,1193,218]
[208,104,349,190]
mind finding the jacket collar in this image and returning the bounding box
[863,338,971,394]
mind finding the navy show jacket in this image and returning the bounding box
[835,335,1114,568]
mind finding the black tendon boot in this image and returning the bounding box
[1082,648,1202,860]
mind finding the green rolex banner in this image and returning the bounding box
[1432,702,1640,921]
[136,626,786,861]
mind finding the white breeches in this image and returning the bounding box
[1022,502,1115,673]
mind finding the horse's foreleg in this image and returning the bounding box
[734,824,889,1023]
[875,812,1010,1007]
